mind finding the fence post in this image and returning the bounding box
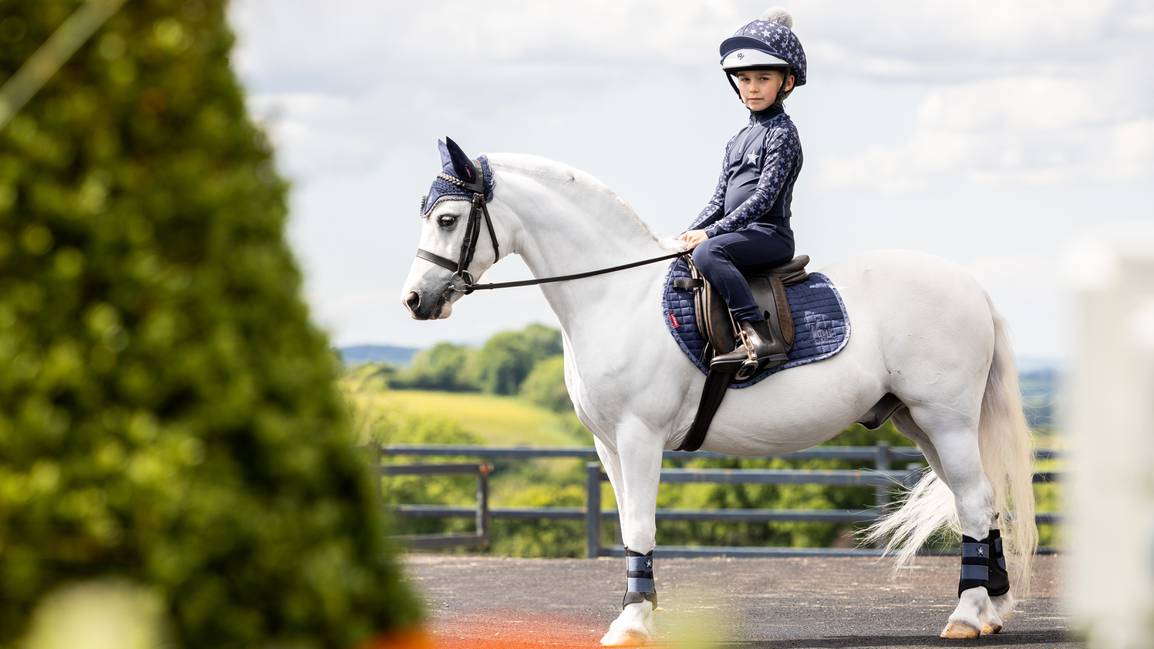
[874,441,891,508]
[476,463,491,550]
[1065,236,1154,644]
[371,443,384,506]
[585,462,602,559]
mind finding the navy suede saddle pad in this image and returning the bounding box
[661,257,851,388]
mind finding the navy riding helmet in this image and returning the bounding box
[719,7,807,103]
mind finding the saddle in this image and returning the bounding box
[674,255,811,366]
[673,254,907,451]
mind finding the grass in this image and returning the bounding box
[343,389,586,447]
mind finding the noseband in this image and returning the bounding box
[414,161,500,295]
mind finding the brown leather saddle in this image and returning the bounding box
[674,254,908,452]
[677,254,811,368]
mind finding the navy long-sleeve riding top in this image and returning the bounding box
[687,104,802,240]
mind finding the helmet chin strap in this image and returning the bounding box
[725,73,742,100]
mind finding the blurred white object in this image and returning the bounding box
[22,580,167,649]
[1065,222,1154,648]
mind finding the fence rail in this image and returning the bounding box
[377,444,1062,558]
[380,461,492,550]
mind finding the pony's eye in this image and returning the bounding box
[438,215,457,228]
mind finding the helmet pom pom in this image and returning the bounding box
[758,7,794,28]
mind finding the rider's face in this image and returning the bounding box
[734,69,792,110]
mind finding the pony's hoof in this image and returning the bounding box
[981,623,1002,635]
[600,627,649,647]
[940,620,980,639]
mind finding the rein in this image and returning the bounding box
[416,162,688,294]
[468,250,687,292]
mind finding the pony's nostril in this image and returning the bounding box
[403,291,421,313]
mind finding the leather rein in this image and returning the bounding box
[415,165,687,295]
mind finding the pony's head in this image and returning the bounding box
[401,137,500,320]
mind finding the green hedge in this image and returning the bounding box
[0,1,420,647]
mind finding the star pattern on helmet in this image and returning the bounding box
[726,19,807,86]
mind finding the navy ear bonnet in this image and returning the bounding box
[420,137,495,215]
[720,18,807,85]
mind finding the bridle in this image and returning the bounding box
[414,161,501,295]
[414,161,686,295]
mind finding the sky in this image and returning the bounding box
[228,0,1154,360]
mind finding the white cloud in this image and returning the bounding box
[802,0,1138,82]
[964,253,1068,359]
[231,0,745,90]
[817,71,1154,193]
[800,0,1154,192]
[1111,119,1154,180]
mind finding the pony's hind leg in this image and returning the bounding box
[891,409,1010,633]
[903,405,1005,639]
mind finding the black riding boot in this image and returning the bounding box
[711,317,788,379]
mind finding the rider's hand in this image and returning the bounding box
[678,230,709,251]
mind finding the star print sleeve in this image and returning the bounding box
[702,124,801,238]
[685,133,739,233]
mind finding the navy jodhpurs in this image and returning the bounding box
[691,223,795,323]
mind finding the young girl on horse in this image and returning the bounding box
[678,7,806,373]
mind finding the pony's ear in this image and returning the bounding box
[444,136,477,182]
[437,138,452,168]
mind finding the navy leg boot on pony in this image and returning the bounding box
[943,529,1010,638]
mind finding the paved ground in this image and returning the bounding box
[403,554,1078,649]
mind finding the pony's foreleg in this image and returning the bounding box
[599,417,664,647]
[594,436,630,561]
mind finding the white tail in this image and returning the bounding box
[865,297,1039,593]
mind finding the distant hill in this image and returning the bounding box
[338,344,420,367]
[1017,357,1063,430]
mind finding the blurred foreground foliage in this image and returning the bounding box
[0,1,419,647]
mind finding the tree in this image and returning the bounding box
[0,2,420,647]
[396,342,478,391]
[520,355,572,412]
[472,323,562,395]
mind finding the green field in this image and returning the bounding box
[343,388,587,447]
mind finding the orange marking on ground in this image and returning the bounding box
[429,611,603,648]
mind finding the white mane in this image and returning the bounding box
[486,153,662,245]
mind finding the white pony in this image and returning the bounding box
[401,143,1037,646]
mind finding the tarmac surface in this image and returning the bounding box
[403,554,1079,649]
